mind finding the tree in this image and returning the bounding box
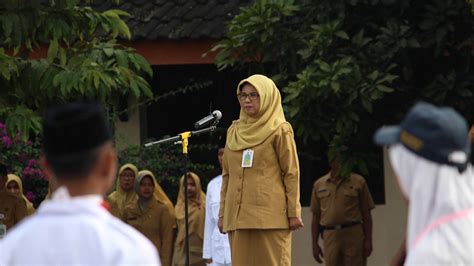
[214,0,474,178]
[0,0,153,140]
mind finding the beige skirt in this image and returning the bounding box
[172,233,206,266]
[228,229,291,266]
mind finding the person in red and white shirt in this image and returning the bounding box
[0,102,160,266]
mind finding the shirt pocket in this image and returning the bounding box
[343,188,360,219]
[317,189,331,212]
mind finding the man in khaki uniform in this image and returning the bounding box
[0,163,27,230]
[311,160,375,266]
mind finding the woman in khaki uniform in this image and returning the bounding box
[0,165,27,230]
[107,163,138,220]
[6,174,35,215]
[218,74,304,266]
[124,170,175,266]
[173,172,206,266]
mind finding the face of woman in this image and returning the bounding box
[187,176,197,198]
[238,83,260,117]
[119,169,135,191]
[7,181,20,195]
[139,176,155,199]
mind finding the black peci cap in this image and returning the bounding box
[42,102,112,157]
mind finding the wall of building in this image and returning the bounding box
[114,97,142,152]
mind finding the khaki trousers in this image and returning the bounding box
[323,224,366,266]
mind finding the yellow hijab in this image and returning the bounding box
[108,163,139,218]
[135,170,175,217]
[227,74,286,151]
[6,174,35,215]
[175,172,206,246]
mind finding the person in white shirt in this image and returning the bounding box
[203,147,232,266]
[0,102,160,266]
[374,102,474,265]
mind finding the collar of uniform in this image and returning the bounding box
[325,172,350,184]
[52,186,103,203]
[38,186,106,217]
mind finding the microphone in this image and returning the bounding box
[194,110,222,129]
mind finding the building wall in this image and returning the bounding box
[291,147,408,265]
[114,97,142,152]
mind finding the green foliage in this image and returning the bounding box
[118,142,217,203]
[214,0,474,178]
[0,0,153,140]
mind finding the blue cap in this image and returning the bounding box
[374,102,471,172]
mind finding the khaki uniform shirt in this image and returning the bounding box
[0,188,27,230]
[124,199,175,266]
[310,173,375,226]
[219,122,301,231]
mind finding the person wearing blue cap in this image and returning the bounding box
[374,101,473,265]
[0,102,160,265]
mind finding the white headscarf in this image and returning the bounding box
[389,144,474,264]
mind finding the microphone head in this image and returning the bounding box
[212,110,222,120]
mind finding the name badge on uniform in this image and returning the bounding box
[242,149,254,168]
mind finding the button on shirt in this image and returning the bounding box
[203,175,231,264]
[311,173,375,226]
[0,187,160,266]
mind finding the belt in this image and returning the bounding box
[322,221,361,230]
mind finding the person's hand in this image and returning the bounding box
[313,244,324,263]
[205,258,213,264]
[390,243,406,266]
[288,217,304,231]
[364,238,373,257]
[218,217,225,234]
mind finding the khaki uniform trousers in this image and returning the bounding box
[228,229,291,266]
[323,224,366,266]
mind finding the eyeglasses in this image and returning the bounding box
[237,92,259,101]
[119,173,135,179]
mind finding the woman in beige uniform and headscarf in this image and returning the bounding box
[218,74,304,265]
[124,170,175,266]
[107,163,138,220]
[173,172,206,266]
[6,174,35,215]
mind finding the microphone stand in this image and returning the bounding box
[144,123,218,266]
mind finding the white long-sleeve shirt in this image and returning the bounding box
[0,187,160,266]
[389,145,474,264]
[203,175,232,264]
